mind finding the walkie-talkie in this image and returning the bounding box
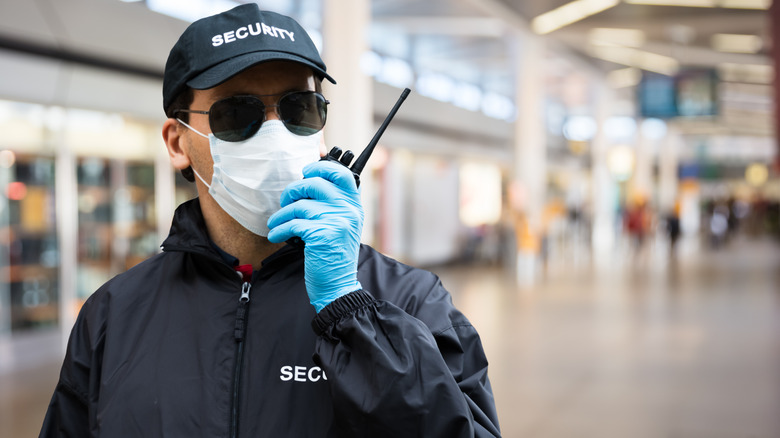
[320,87,411,187]
[286,87,411,247]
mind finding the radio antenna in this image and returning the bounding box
[350,88,411,175]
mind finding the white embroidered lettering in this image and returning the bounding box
[272,27,285,39]
[280,366,293,381]
[280,365,327,382]
[276,28,295,41]
[211,23,295,46]
[294,366,307,382]
[248,23,262,36]
[264,23,279,37]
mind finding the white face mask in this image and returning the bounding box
[178,118,321,236]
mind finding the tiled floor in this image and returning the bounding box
[431,235,780,438]
[3,235,779,437]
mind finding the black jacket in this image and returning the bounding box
[40,199,501,437]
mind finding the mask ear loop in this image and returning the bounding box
[191,168,212,189]
[176,118,212,188]
[176,118,209,139]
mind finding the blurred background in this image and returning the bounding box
[0,0,778,436]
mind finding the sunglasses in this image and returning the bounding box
[175,91,329,142]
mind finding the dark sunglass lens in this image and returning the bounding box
[279,92,327,136]
[209,96,265,142]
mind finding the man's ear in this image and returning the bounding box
[162,118,191,170]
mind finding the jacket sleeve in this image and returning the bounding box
[39,380,90,438]
[312,290,501,437]
[39,293,106,438]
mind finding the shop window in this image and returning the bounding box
[0,153,59,333]
[76,158,158,306]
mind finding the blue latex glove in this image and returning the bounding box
[267,160,363,312]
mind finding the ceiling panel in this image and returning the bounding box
[370,0,773,136]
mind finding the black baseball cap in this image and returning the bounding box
[163,3,336,111]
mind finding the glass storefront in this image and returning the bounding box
[75,158,159,307]
[0,98,195,337]
[1,153,58,332]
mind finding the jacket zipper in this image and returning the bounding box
[230,281,252,438]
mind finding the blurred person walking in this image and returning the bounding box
[624,197,652,258]
[665,200,682,258]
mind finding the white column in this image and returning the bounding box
[512,30,546,285]
[633,123,653,203]
[657,125,679,214]
[56,148,78,353]
[591,82,617,263]
[321,0,374,244]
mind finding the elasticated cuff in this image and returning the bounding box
[311,290,376,335]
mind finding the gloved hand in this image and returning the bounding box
[267,160,363,312]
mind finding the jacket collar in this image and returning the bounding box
[161,198,216,258]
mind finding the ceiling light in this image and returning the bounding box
[624,0,715,6]
[718,63,774,84]
[532,0,620,35]
[745,163,769,187]
[720,0,770,9]
[624,0,770,8]
[641,118,668,140]
[481,93,516,121]
[375,17,505,37]
[416,72,456,103]
[712,34,762,53]
[589,46,679,75]
[563,116,598,141]
[605,117,638,142]
[377,58,415,89]
[589,28,646,47]
[607,67,642,88]
[607,145,635,181]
